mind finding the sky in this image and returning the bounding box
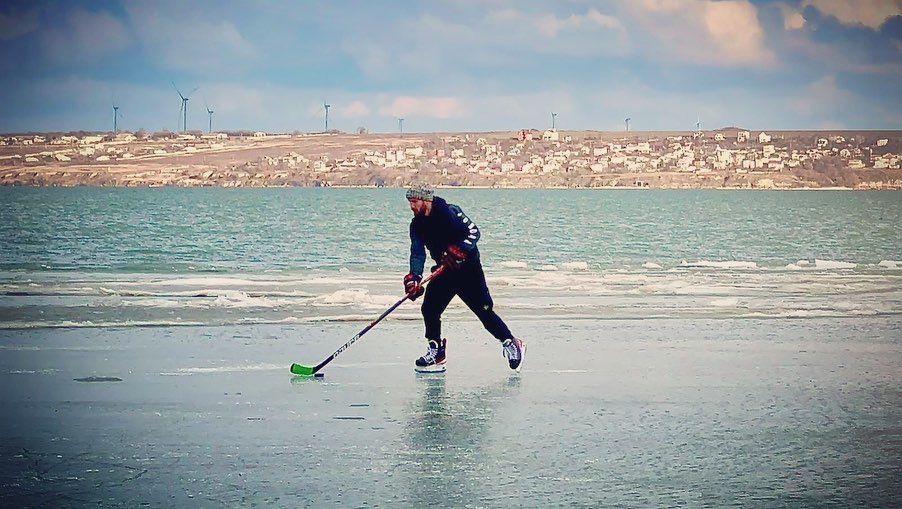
[0,0,900,133]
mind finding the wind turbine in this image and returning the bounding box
[324,102,330,131]
[551,112,557,130]
[695,114,701,133]
[625,117,631,132]
[112,103,121,133]
[398,118,404,134]
[172,82,198,133]
[205,101,214,133]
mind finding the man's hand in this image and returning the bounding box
[439,245,467,270]
[403,273,424,300]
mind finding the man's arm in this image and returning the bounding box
[409,223,426,277]
[447,204,480,254]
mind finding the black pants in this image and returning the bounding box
[421,262,513,342]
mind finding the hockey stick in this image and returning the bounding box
[290,266,446,376]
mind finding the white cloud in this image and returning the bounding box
[378,96,464,119]
[535,9,622,38]
[337,101,371,117]
[777,4,807,30]
[624,0,774,67]
[703,1,771,64]
[802,0,900,30]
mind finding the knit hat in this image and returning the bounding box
[405,183,434,201]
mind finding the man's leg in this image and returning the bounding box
[415,273,456,372]
[421,272,456,341]
[456,263,525,370]
[456,263,513,341]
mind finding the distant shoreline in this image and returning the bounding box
[0,184,879,191]
[3,130,899,190]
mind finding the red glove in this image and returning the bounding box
[403,273,424,300]
[439,245,467,270]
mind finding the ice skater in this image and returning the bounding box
[403,183,525,373]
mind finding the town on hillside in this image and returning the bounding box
[1,128,899,189]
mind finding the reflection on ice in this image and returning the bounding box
[404,375,522,506]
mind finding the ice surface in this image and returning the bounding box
[1,318,900,507]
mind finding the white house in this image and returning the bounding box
[80,135,104,145]
[758,132,771,144]
[542,129,559,142]
[114,133,137,142]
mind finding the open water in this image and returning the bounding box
[1,187,900,328]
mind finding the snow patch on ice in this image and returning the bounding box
[0,319,205,329]
[310,289,399,307]
[119,277,288,287]
[211,291,290,309]
[164,363,285,375]
[561,261,589,271]
[642,262,663,269]
[814,259,856,269]
[537,265,559,271]
[498,261,528,269]
[680,260,758,270]
[878,260,901,269]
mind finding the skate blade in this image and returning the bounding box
[414,363,446,373]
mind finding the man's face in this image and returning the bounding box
[408,198,427,216]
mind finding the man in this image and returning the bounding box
[403,183,525,373]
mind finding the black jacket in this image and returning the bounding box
[408,197,481,276]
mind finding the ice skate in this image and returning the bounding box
[415,338,447,373]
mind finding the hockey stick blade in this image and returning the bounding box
[290,363,316,376]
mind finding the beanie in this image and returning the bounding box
[405,183,434,201]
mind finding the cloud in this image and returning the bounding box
[0,7,39,40]
[790,74,854,116]
[336,100,371,117]
[802,0,901,30]
[624,0,775,67]
[125,4,256,73]
[39,8,132,63]
[378,96,464,119]
[534,9,622,38]
[703,1,772,64]
[777,3,807,30]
